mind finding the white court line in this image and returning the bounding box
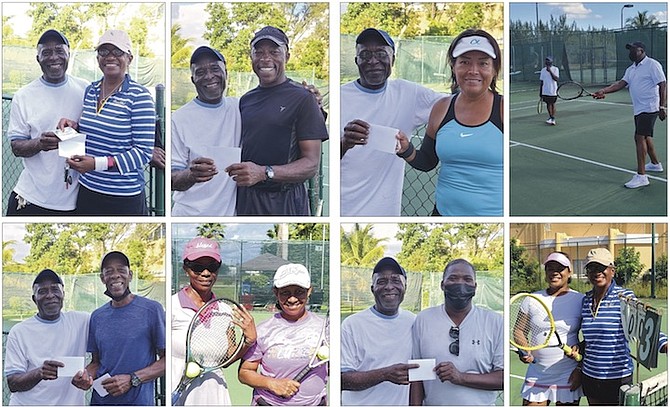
[511,373,525,381]
[511,141,668,183]
[511,98,630,111]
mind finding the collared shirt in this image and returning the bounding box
[622,56,666,115]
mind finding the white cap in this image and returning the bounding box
[452,36,497,59]
[543,252,572,270]
[273,264,311,289]
[96,29,132,55]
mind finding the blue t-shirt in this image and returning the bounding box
[435,92,503,216]
[88,295,166,406]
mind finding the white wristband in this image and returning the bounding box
[94,156,108,171]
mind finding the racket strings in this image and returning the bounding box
[189,307,240,367]
[510,299,552,349]
[557,82,583,100]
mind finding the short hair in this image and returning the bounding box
[447,29,501,93]
[442,258,475,280]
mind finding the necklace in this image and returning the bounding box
[97,78,123,113]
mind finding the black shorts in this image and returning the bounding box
[634,112,658,137]
[582,373,632,404]
[75,186,148,216]
[6,191,76,216]
[237,183,310,216]
[542,95,558,104]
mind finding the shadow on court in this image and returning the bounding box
[510,86,667,216]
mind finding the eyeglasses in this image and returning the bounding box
[185,261,221,274]
[545,264,567,273]
[449,326,459,356]
[357,50,390,62]
[585,263,609,275]
[97,48,126,57]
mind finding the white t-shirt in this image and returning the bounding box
[521,289,584,403]
[171,97,241,216]
[622,56,666,115]
[539,66,559,96]
[341,307,416,405]
[7,76,87,210]
[412,305,503,406]
[340,79,442,216]
[4,311,90,405]
[171,292,231,405]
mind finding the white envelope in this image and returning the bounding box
[93,373,111,397]
[53,356,84,377]
[54,127,83,141]
[408,358,437,381]
[58,134,86,158]
[366,124,399,154]
[191,145,242,170]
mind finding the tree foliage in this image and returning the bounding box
[203,3,328,79]
[341,3,420,37]
[196,223,226,240]
[267,224,330,241]
[340,224,387,267]
[171,23,193,68]
[19,224,165,280]
[615,247,645,285]
[510,239,542,294]
[626,11,660,28]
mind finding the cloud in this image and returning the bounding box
[652,10,668,23]
[557,3,594,20]
[172,3,209,48]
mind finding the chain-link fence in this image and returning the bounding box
[341,34,504,215]
[171,238,330,310]
[511,26,667,88]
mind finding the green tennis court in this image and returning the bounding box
[508,298,668,406]
[510,83,667,216]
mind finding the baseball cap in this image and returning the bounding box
[372,257,406,277]
[356,28,395,51]
[543,252,571,269]
[190,46,226,65]
[96,29,133,55]
[183,237,221,262]
[100,251,130,271]
[274,264,311,289]
[626,41,646,51]
[585,248,614,267]
[251,26,289,49]
[38,29,69,47]
[33,269,64,286]
[452,35,497,59]
[545,56,553,63]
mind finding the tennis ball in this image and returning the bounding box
[185,362,202,378]
[316,346,329,360]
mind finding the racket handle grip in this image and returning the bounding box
[171,391,182,405]
[517,349,537,364]
[561,345,583,362]
[293,365,311,382]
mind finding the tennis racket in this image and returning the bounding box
[256,311,330,406]
[537,97,544,114]
[171,298,246,405]
[557,81,602,100]
[509,293,582,362]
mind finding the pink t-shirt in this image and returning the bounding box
[244,312,328,405]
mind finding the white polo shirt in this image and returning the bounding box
[622,56,666,115]
[539,66,559,96]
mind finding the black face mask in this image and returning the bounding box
[104,287,132,302]
[443,283,476,310]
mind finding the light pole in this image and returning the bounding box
[621,4,634,29]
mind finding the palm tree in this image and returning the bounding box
[196,223,226,240]
[626,11,660,28]
[172,23,193,68]
[3,240,17,268]
[340,224,387,267]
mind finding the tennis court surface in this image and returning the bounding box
[510,84,667,216]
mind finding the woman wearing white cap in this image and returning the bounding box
[396,29,503,216]
[517,251,584,406]
[238,263,328,405]
[172,237,256,405]
[59,29,155,215]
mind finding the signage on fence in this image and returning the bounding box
[619,293,662,369]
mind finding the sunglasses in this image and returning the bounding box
[449,326,460,356]
[185,261,221,274]
[97,48,126,57]
[585,263,609,275]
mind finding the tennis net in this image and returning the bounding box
[620,372,668,406]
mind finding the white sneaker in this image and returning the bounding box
[545,118,553,125]
[645,162,664,172]
[625,174,650,188]
[550,118,556,125]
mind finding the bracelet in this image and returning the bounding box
[94,157,107,171]
[107,156,115,169]
[660,106,666,110]
[396,142,415,159]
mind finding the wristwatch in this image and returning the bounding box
[265,165,275,180]
[130,372,142,387]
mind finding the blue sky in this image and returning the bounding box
[510,2,667,29]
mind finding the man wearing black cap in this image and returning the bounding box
[341,257,418,405]
[594,41,667,189]
[72,251,165,405]
[4,269,89,405]
[171,45,241,216]
[225,26,329,216]
[340,28,443,216]
[410,259,503,405]
[539,56,559,125]
[6,29,88,215]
